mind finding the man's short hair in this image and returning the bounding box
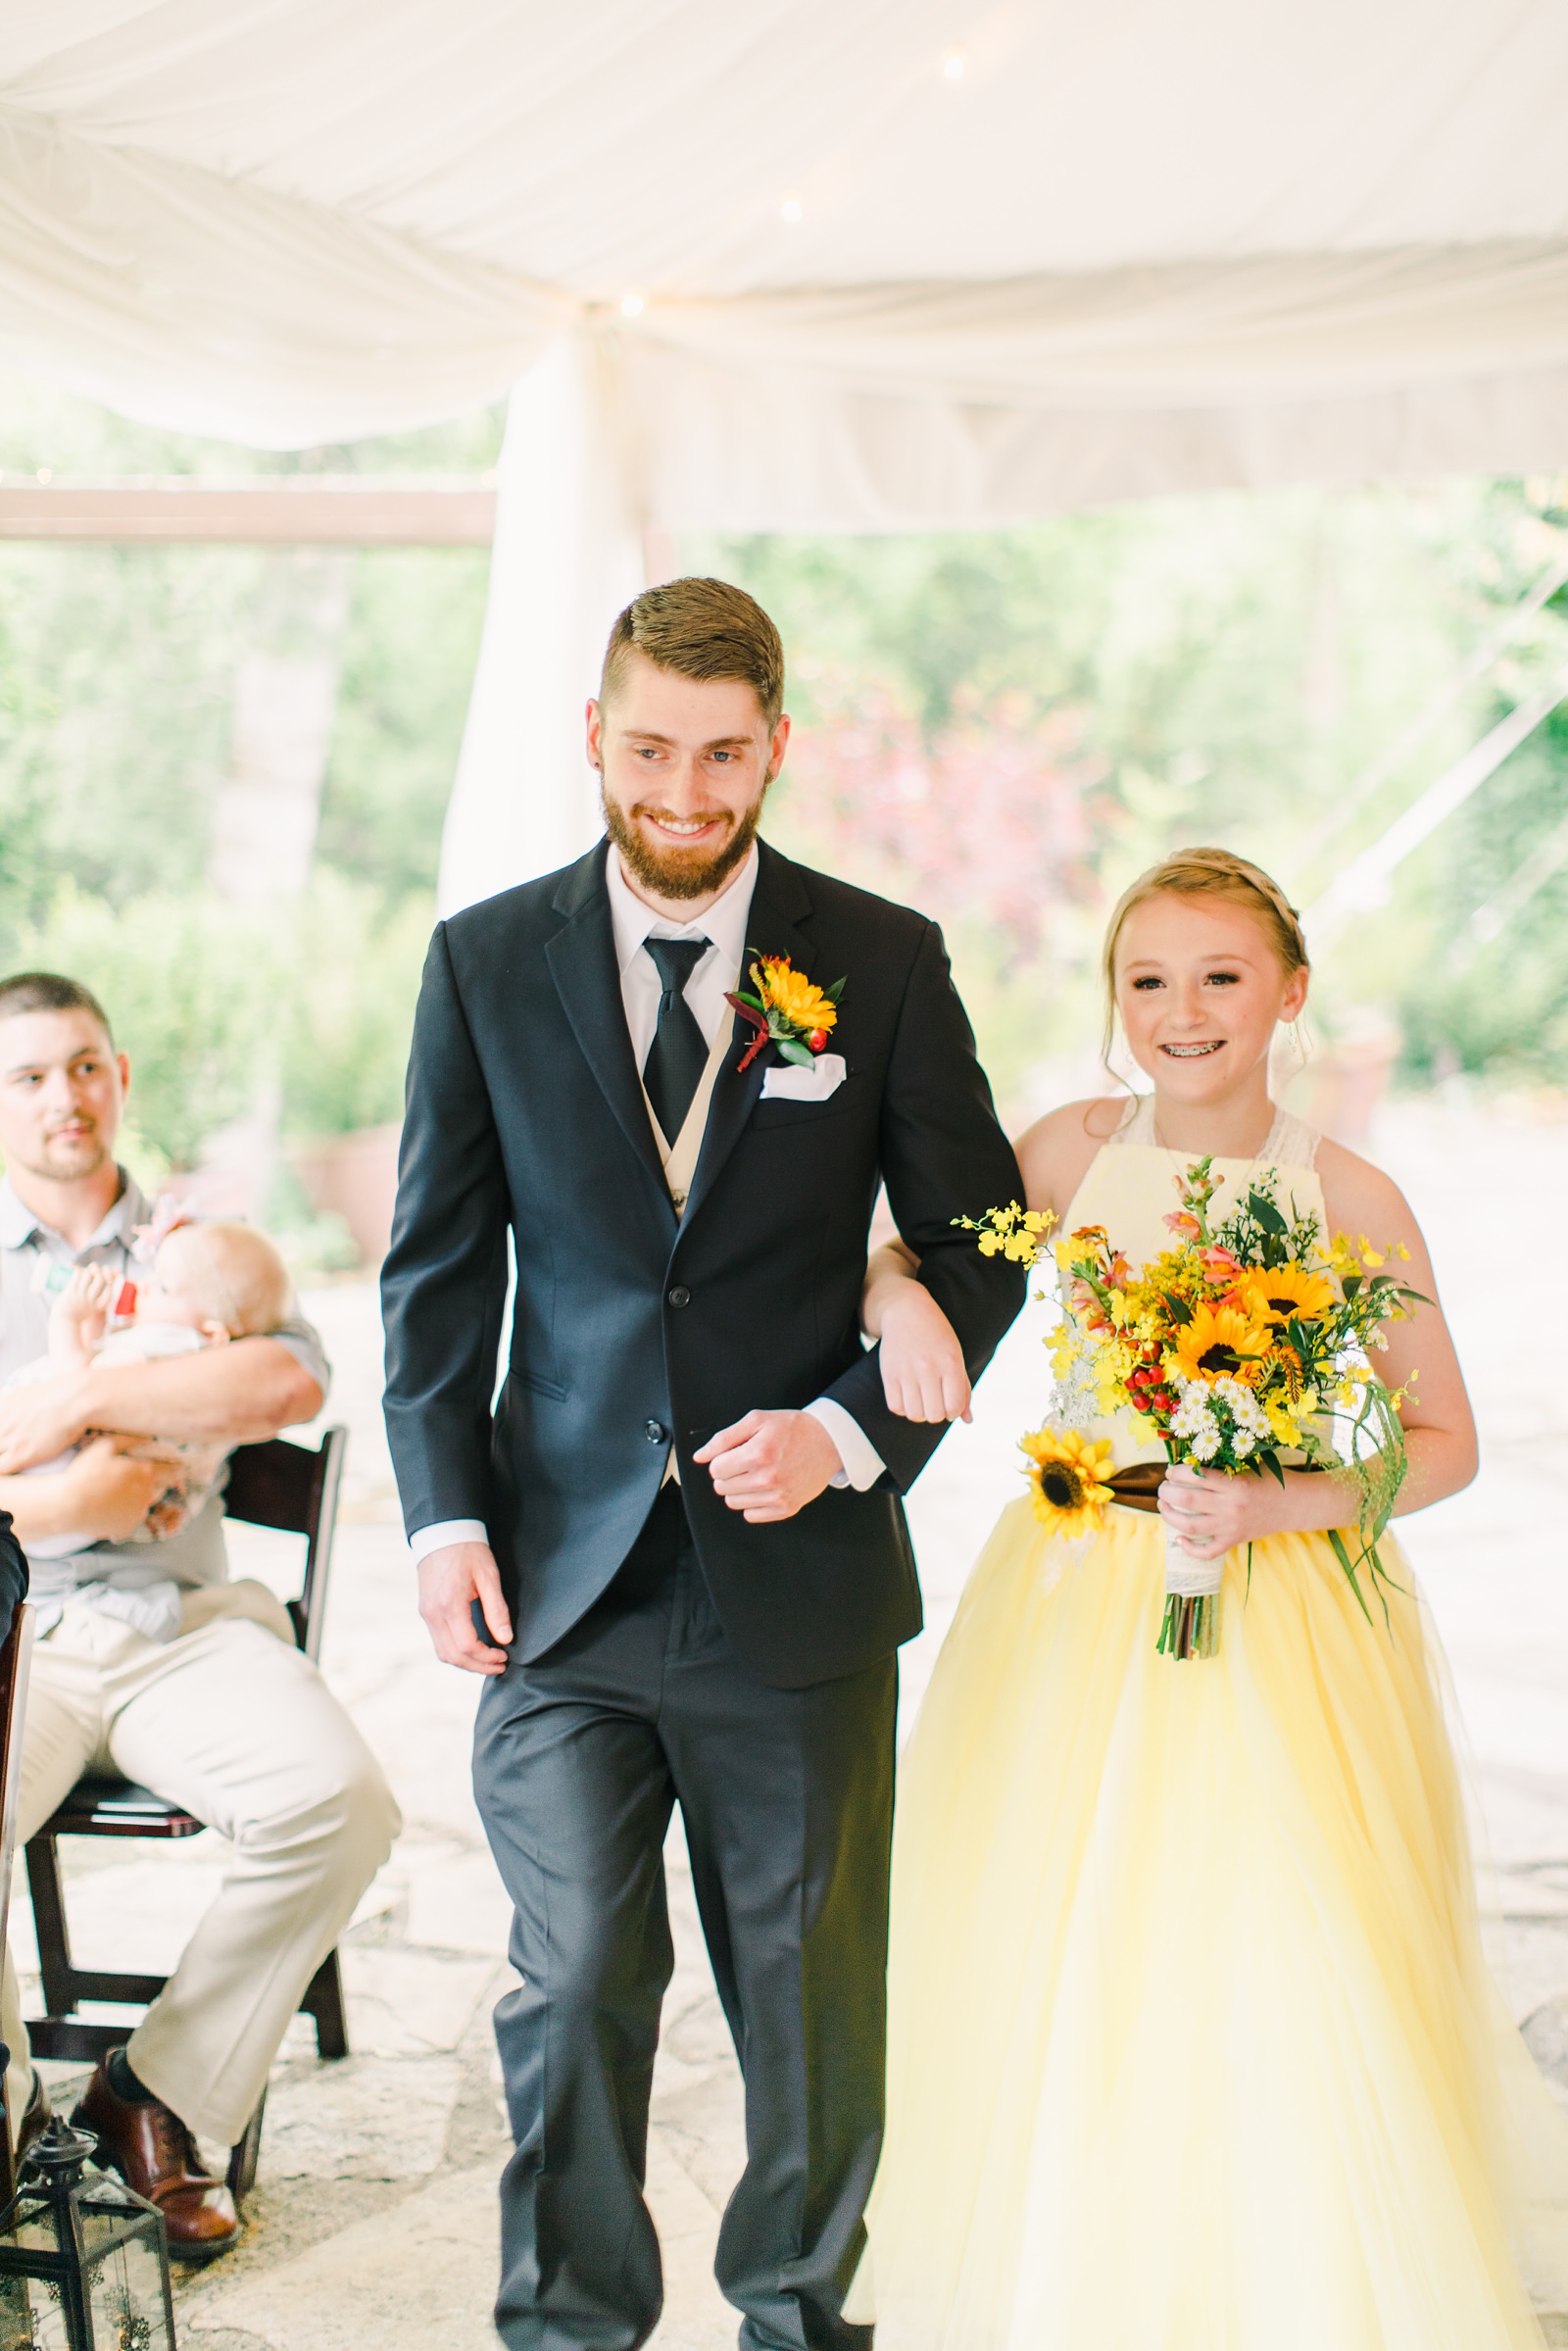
[600,578,785,728]
[0,971,115,1044]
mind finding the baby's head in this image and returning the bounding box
[136,1221,292,1345]
[1102,847,1310,1098]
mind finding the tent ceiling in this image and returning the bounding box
[5,4,1565,912]
[2,1,1567,504]
[7,0,1568,289]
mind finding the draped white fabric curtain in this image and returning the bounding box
[437,336,644,916]
[5,1,1566,478]
[3,0,1567,904]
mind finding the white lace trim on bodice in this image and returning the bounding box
[1104,1092,1319,1170]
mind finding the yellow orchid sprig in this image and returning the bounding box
[955,1200,1056,1264]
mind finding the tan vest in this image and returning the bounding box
[641,1018,732,1482]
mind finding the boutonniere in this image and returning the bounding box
[725,954,846,1074]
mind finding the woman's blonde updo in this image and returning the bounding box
[1101,847,1309,1061]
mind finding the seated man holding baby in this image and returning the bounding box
[0,971,398,2262]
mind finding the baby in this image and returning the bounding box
[11,1220,294,1566]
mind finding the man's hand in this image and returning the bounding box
[6,1340,321,1461]
[0,1369,91,1473]
[62,1438,181,1543]
[417,1543,514,1675]
[694,1410,842,1523]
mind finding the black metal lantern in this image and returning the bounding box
[0,2117,175,2351]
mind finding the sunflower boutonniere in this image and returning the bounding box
[725,955,846,1074]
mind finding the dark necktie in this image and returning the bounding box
[642,937,710,1144]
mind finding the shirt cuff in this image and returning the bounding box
[410,1518,489,1563]
[803,1398,886,1494]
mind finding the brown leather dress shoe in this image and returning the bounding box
[72,2056,239,2263]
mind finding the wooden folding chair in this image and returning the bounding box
[23,1427,349,2201]
[0,1599,34,2206]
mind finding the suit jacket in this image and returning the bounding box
[381,839,1025,1689]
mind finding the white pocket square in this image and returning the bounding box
[760,1053,846,1103]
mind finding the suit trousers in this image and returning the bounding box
[473,1484,898,2351]
[1,1584,400,2145]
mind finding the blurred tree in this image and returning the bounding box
[0,369,494,1165]
[13,883,280,1167]
[2,352,1563,1180]
[0,543,261,924]
[279,876,434,1136]
[690,473,1568,1107]
[315,550,492,905]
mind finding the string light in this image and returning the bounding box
[941,47,965,80]
[779,195,804,223]
[619,292,644,317]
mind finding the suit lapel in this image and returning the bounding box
[545,846,674,1219]
[681,843,817,1230]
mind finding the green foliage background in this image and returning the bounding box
[0,357,1564,1178]
[687,478,1568,1109]
[0,371,499,1170]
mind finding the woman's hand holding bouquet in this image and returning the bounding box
[964,1157,1426,1659]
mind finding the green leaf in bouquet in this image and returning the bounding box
[1249,1191,1288,1236]
[1257,1447,1286,1487]
[1327,1528,1376,1626]
[824,976,847,1004]
[1161,1289,1193,1326]
[776,1038,815,1066]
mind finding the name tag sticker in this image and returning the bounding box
[760,1053,847,1104]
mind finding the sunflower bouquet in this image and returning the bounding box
[964,1160,1424,1659]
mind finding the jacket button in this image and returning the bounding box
[645,1419,667,1445]
[667,1285,691,1309]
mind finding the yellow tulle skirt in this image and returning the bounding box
[846,1500,1568,2349]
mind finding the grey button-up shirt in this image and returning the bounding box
[0,1171,330,1600]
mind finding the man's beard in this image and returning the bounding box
[602,785,766,903]
[23,1125,110,1182]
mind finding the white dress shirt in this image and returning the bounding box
[410,845,884,1564]
[606,836,758,1064]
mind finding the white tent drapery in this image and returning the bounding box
[4,0,1567,906]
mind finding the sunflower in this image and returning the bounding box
[1019,1429,1115,1536]
[1170,1302,1273,1387]
[754,956,838,1036]
[1237,1262,1337,1327]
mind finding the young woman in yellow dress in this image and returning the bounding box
[846,847,1568,2349]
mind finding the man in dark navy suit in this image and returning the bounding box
[382,578,1024,2350]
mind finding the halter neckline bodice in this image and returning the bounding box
[1052,1095,1327,1464]
[1103,1091,1319,1172]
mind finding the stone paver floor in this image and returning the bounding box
[19,1098,1568,2347]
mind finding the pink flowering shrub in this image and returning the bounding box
[778,680,1106,959]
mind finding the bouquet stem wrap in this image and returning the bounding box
[1158,1526,1222,1659]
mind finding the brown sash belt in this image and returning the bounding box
[1105,1463,1166,1514]
[1105,1458,1325,1512]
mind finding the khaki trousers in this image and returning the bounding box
[2,1585,400,2145]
